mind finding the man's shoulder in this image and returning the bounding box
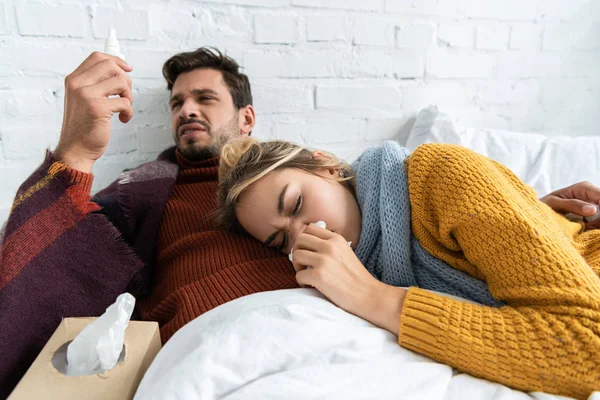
[119,147,179,184]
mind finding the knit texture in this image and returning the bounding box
[352,141,501,306]
[401,143,600,399]
[137,150,299,342]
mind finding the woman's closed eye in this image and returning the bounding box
[275,195,302,252]
[292,194,302,215]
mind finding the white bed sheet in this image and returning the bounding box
[135,289,576,400]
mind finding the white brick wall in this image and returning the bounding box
[1,0,600,224]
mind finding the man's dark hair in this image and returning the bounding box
[162,47,252,109]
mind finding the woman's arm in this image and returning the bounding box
[403,143,600,400]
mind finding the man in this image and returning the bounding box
[0,47,598,396]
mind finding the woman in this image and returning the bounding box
[215,137,600,399]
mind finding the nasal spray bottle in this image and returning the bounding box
[103,29,126,107]
[104,28,125,60]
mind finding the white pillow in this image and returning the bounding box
[405,106,600,197]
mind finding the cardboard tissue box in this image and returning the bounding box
[9,317,161,400]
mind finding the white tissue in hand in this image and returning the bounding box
[66,293,135,375]
[288,221,352,263]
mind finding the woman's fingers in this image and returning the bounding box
[291,249,320,272]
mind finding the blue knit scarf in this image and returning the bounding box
[352,141,503,306]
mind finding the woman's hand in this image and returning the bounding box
[291,224,407,335]
[540,181,600,229]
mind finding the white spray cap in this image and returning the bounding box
[104,29,125,60]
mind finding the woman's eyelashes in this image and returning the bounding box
[276,195,302,252]
[292,194,302,215]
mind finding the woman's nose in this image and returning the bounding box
[287,219,309,253]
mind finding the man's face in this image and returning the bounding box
[169,68,245,161]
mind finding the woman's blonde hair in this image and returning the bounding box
[216,137,355,234]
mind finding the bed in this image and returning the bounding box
[134,106,600,400]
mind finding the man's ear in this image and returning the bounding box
[239,105,255,136]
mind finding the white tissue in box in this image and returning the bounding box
[66,293,135,375]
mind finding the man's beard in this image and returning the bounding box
[176,114,240,161]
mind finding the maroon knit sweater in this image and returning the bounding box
[0,147,298,397]
[138,151,299,342]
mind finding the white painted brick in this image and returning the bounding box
[274,118,366,144]
[543,24,600,51]
[0,209,9,226]
[127,49,175,79]
[493,53,563,78]
[316,85,402,111]
[365,117,412,142]
[201,9,253,40]
[401,81,474,114]
[538,79,600,105]
[149,9,203,47]
[103,121,139,156]
[245,50,342,78]
[0,90,62,127]
[465,0,540,20]
[541,1,600,21]
[0,161,43,208]
[292,0,384,11]
[343,49,393,78]
[353,18,395,46]
[251,121,277,141]
[328,49,423,79]
[91,6,150,41]
[330,145,370,164]
[385,0,466,17]
[253,81,313,113]
[426,52,495,78]
[470,80,541,105]
[16,1,88,37]
[255,15,297,44]
[0,2,8,35]
[438,24,474,48]
[137,126,173,154]
[509,24,542,50]
[0,42,91,77]
[2,0,600,212]
[396,23,435,49]
[476,24,509,50]
[306,16,350,42]
[1,128,59,160]
[200,0,290,6]
[390,50,425,78]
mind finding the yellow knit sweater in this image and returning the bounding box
[402,143,600,399]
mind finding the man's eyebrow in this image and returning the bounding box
[169,93,182,104]
[191,88,219,97]
[263,184,289,246]
[169,89,219,104]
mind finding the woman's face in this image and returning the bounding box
[235,167,362,255]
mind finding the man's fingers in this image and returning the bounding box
[106,97,133,123]
[71,59,133,98]
[543,196,598,217]
[83,75,134,105]
[68,51,132,80]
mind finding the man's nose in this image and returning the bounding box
[180,99,199,119]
